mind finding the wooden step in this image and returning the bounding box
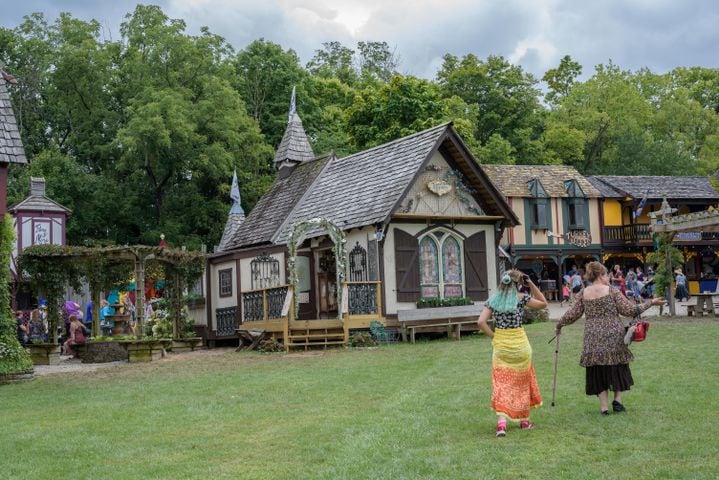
[288,333,345,340]
[286,340,346,348]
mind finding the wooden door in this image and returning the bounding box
[317,250,337,318]
[296,252,317,320]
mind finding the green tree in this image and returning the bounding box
[306,41,357,86]
[542,55,582,108]
[356,41,400,83]
[437,54,547,164]
[345,75,448,150]
[233,39,310,147]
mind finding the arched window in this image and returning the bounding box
[419,236,439,298]
[349,242,368,281]
[419,229,465,298]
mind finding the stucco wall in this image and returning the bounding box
[383,222,497,315]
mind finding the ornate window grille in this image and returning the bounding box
[215,306,238,336]
[349,242,368,281]
[251,252,280,290]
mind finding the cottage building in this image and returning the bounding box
[0,69,27,215]
[202,96,517,347]
[482,165,603,296]
[587,175,719,294]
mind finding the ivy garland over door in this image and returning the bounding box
[287,218,347,321]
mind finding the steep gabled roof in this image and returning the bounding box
[482,165,601,198]
[589,176,719,200]
[221,154,332,251]
[273,123,517,243]
[273,112,314,167]
[273,124,448,243]
[0,72,27,165]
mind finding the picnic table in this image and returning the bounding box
[397,304,483,343]
[689,293,719,317]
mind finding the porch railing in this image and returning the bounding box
[344,281,382,317]
[602,224,652,245]
[215,306,238,337]
[242,285,290,322]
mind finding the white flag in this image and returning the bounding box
[230,170,240,202]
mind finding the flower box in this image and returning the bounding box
[170,337,203,353]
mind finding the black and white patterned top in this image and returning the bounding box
[486,295,530,329]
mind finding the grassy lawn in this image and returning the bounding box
[2,318,718,480]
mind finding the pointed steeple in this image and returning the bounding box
[273,86,314,170]
[217,170,246,252]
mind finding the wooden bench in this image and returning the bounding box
[397,304,483,344]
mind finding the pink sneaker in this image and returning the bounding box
[520,421,535,430]
[496,424,507,437]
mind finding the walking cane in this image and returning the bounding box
[551,333,561,407]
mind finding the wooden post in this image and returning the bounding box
[135,254,145,337]
[91,285,101,337]
[0,163,8,215]
[375,281,382,319]
[262,289,268,322]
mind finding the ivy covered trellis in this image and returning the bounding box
[18,244,205,341]
[287,218,346,321]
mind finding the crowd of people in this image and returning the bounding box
[477,261,667,437]
[14,292,148,359]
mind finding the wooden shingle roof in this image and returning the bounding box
[589,176,719,200]
[273,112,314,167]
[221,154,332,250]
[585,176,624,198]
[482,165,601,198]
[273,123,517,243]
[0,72,27,164]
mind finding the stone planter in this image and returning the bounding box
[170,337,203,353]
[0,370,35,385]
[121,340,171,363]
[26,343,62,365]
[75,341,128,363]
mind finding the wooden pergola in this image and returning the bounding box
[19,245,205,340]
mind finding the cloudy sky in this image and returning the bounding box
[2,0,718,80]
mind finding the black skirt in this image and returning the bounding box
[585,364,634,395]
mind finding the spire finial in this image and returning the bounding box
[230,169,240,203]
[288,86,296,123]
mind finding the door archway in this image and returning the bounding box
[287,218,346,321]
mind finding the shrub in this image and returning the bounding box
[416,296,473,309]
[524,307,549,324]
[257,338,284,353]
[349,331,377,347]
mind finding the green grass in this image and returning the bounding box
[2,318,718,480]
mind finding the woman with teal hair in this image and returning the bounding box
[477,269,548,437]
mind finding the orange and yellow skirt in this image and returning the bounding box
[491,327,542,421]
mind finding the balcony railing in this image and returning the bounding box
[602,224,652,245]
[344,281,382,318]
[242,285,290,322]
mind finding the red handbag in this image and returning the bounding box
[632,320,649,342]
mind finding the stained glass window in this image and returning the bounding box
[420,236,439,297]
[418,230,465,299]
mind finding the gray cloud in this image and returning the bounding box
[1,0,718,80]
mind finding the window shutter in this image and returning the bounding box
[464,231,489,301]
[394,228,420,302]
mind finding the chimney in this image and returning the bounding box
[30,177,46,196]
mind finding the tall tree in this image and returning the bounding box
[306,41,357,86]
[436,54,547,164]
[542,55,582,108]
[233,39,309,148]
